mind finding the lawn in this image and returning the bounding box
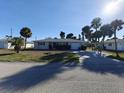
[86,47,124,61]
[0,49,79,63]
[103,51,124,61]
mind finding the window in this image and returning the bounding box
[37,42,45,46]
[108,43,112,46]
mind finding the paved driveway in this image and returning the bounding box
[0,51,124,93]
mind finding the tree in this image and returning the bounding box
[78,34,81,40]
[60,31,65,39]
[91,17,102,42]
[81,30,84,41]
[111,19,124,57]
[94,31,102,42]
[11,37,24,53]
[100,24,113,48]
[82,26,92,42]
[91,17,102,31]
[20,27,32,49]
[72,36,77,39]
[66,33,73,39]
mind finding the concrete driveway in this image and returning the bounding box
[0,51,124,93]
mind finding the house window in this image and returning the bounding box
[57,42,68,45]
[108,43,112,46]
[37,42,45,46]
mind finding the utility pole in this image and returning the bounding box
[35,36,37,40]
[10,28,13,38]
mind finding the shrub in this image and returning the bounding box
[80,45,87,50]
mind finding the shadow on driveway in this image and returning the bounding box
[80,51,124,77]
[0,52,78,93]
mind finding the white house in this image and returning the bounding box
[0,39,14,49]
[104,39,124,51]
[0,38,34,49]
[34,39,85,50]
[25,42,34,49]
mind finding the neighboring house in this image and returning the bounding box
[34,39,85,50]
[0,39,8,49]
[0,39,13,49]
[0,38,34,49]
[25,42,34,49]
[104,39,124,51]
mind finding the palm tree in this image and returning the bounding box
[11,37,24,53]
[60,31,65,39]
[20,27,32,49]
[78,34,81,40]
[81,30,84,41]
[66,33,74,39]
[82,25,94,50]
[91,17,102,42]
[111,19,124,57]
[82,26,92,42]
[100,24,113,48]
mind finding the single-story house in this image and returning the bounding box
[34,39,85,50]
[0,38,34,49]
[0,39,13,49]
[104,39,124,51]
[24,42,34,49]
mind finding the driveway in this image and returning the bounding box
[0,51,124,93]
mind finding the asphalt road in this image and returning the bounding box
[0,51,124,93]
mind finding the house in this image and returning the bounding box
[0,39,14,49]
[0,38,34,49]
[34,38,85,50]
[25,42,34,49]
[104,39,124,51]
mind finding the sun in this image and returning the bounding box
[103,1,119,16]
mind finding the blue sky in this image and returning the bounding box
[0,0,124,41]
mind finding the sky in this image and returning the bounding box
[0,0,124,41]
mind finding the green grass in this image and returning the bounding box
[86,47,124,61]
[105,51,124,61]
[0,49,79,63]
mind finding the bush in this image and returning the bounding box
[80,45,87,50]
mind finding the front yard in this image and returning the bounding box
[87,47,124,61]
[0,49,79,63]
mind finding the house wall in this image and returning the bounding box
[104,42,124,51]
[8,43,14,49]
[0,40,8,49]
[34,41,82,50]
[34,42,49,49]
[70,43,81,50]
[26,43,34,48]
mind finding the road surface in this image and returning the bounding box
[0,51,124,93]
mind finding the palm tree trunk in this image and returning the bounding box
[24,38,27,49]
[82,35,84,41]
[114,31,119,57]
[102,36,105,50]
[98,38,100,43]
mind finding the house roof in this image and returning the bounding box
[105,39,124,43]
[34,39,84,43]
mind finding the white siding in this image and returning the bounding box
[105,42,124,51]
[26,43,34,48]
[8,43,14,49]
[0,40,8,48]
[70,43,81,50]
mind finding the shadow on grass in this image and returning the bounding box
[80,51,124,77]
[0,53,15,56]
[0,52,79,93]
[107,55,124,61]
[40,52,79,64]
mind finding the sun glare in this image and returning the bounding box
[103,1,119,15]
[102,0,123,16]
